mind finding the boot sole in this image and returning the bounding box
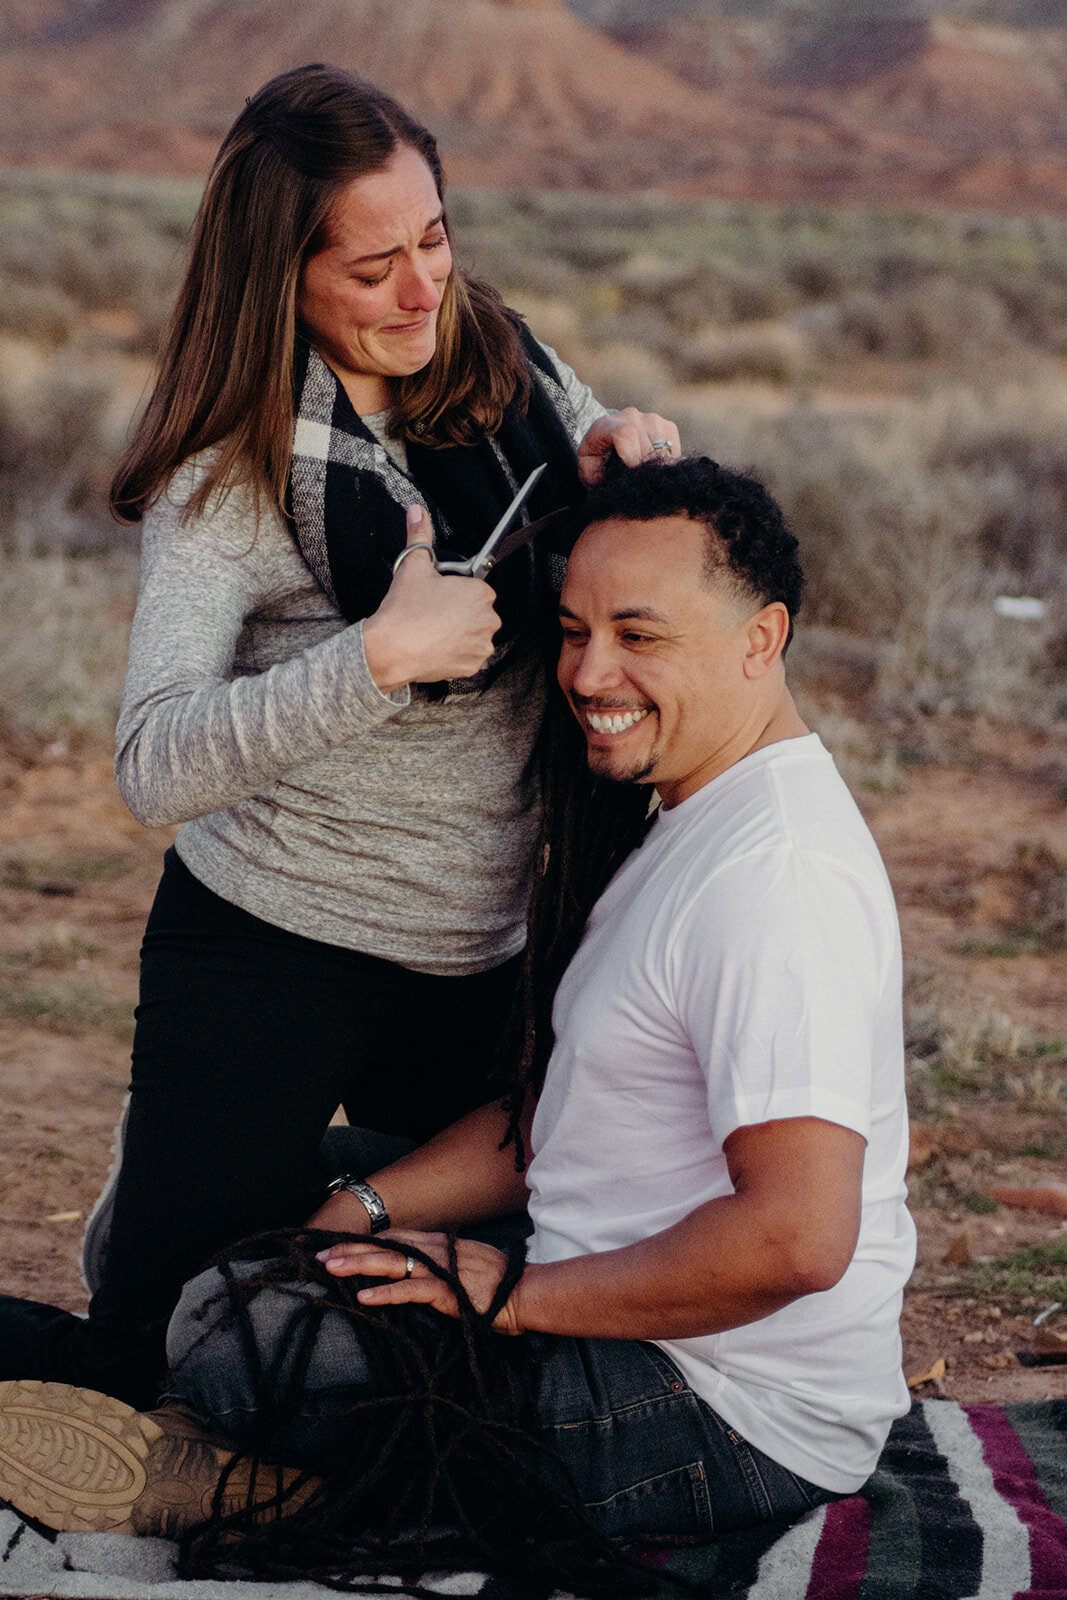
[0,1379,308,1538]
[0,1379,159,1533]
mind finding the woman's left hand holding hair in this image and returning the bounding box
[577,408,682,485]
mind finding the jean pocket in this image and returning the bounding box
[584,1459,713,1542]
[711,1418,837,1531]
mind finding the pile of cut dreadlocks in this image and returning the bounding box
[172,1228,686,1599]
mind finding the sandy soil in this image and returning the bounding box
[1,723,1065,1403]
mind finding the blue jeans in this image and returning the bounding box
[166,1251,836,1545]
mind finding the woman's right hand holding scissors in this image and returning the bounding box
[362,506,501,693]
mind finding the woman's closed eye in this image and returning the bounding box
[355,235,448,288]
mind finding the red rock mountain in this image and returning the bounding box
[612,13,1067,212]
[0,0,781,188]
[1,0,1066,212]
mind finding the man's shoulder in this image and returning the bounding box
[651,736,895,939]
[666,735,868,859]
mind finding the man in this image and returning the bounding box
[0,457,915,1552]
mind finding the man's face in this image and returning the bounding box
[558,514,759,808]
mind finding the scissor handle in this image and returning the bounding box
[391,541,437,576]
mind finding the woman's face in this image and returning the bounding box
[298,145,453,414]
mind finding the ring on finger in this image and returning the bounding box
[648,438,674,456]
[404,1255,416,1279]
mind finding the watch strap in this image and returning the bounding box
[324,1173,390,1234]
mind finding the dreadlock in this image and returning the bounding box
[172,1228,690,1599]
[497,655,653,1166]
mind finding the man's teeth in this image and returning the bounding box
[587,709,649,735]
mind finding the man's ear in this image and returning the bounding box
[741,602,791,678]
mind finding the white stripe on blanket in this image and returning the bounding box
[749,1502,828,1596]
[923,1398,1031,1600]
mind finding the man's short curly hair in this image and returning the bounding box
[582,455,805,646]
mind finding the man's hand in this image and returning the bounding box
[316,1230,523,1336]
[577,409,682,485]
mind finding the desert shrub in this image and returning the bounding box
[0,364,122,555]
[0,276,80,347]
[0,178,190,355]
[620,253,796,331]
[588,305,678,360]
[673,389,1064,722]
[683,320,812,383]
[785,253,851,300]
[457,232,584,301]
[572,341,675,411]
[794,277,1015,362]
[0,551,137,739]
[933,428,1067,587]
[987,272,1067,356]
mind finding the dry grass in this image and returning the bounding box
[0,976,133,1041]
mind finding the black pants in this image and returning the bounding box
[0,849,521,1407]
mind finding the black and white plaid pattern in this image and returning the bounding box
[289,345,424,614]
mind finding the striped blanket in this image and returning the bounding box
[649,1398,1067,1598]
[1,1399,1065,1599]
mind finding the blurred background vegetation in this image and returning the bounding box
[2,169,1064,749]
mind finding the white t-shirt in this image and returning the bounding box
[526,734,916,1494]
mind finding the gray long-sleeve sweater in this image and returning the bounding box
[115,350,604,976]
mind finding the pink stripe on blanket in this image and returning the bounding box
[966,1402,1067,1599]
[805,1494,872,1599]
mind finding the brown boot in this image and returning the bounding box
[0,1379,315,1538]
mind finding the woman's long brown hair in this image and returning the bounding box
[110,64,530,524]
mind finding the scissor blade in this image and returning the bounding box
[454,463,539,572]
[473,506,571,576]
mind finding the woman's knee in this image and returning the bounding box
[165,1258,376,1455]
[165,1264,262,1434]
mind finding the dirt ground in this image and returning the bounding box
[1,718,1066,1403]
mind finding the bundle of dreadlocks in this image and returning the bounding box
[170,1228,667,1599]
[500,686,653,1165]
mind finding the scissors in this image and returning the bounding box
[392,464,568,581]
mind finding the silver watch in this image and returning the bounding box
[324,1173,390,1234]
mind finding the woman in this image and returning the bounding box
[0,63,679,1407]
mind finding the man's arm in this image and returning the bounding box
[512,1117,863,1338]
[306,1097,533,1236]
[325,1116,865,1340]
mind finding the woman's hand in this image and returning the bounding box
[362,507,500,693]
[316,1229,523,1336]
[577,408,682,485]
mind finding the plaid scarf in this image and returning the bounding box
[287,330,584,687]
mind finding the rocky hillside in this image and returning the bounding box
[0,0,794,188]
[1,0,1066,210]
[608,12,1067,212]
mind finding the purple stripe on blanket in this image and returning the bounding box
[966,1401,1067,1599]
[806,1494,872,1599]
